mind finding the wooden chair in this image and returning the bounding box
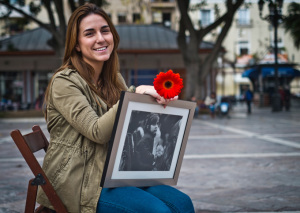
[10,125,68,213]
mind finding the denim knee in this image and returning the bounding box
[97,187,173,213]
[142,185,195,213]
[97,199,172,213]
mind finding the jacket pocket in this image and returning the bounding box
[50,145,74,185]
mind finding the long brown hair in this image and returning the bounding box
[43,3,126,118]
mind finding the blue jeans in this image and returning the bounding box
[97,185,195,213]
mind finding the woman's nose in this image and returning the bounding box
[96,32,105,42]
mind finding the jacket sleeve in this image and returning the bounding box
[50,74,132,144]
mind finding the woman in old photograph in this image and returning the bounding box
[37,3,194,213]
[133,113,161,170]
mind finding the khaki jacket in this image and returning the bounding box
[36,68,134,213]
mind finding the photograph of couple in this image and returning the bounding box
[119,111,183,172]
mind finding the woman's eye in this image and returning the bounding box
[84,32,94,36]
[101,27,111,33]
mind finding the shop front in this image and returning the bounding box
[242,63,300,107]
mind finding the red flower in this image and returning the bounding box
[153,70,183,99]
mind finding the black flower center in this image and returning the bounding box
[164,81,173,89]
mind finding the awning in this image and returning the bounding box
[242,66,300,79]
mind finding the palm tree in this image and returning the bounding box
[283,2,300,50]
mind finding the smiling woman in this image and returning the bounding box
[36,3,195,213]
[76,14,114,79]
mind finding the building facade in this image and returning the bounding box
[2,0,298,109]
[189,0,300,100]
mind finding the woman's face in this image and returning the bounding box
[150,122,159,135]
[76,14,114,70]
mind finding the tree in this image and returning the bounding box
[0,0,107,57]
[283,2,300,50]
[176,0,244,99]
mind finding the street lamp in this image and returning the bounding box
[258,0,284,112]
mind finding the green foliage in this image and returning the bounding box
[214,4,220,19]
[283,2,300,50]
[189,0,207,11]
[29,1,41,15]
[7,42,19,51]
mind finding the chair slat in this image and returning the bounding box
[23,132,46,153]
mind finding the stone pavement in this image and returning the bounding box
[0,100,300,213]
[177,99,300,213]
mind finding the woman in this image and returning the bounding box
[133,113,161,171]
[37,3,194,213]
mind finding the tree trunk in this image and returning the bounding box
[184,60,200,99]
[176,0,245,100]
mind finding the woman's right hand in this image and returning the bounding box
[135,85,178,107]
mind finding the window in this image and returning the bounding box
[240,48,249,55]
[118,13,127,24]
[200,9,212,27]
[151,0,174,2]
[133,13,141,23]
[163,13,171,28]
[237,9,250,25]
[237,41,250,56]
[107,13,112,20]
[152,12,171,28]
[152,11,162,24]
[131,70,159,86]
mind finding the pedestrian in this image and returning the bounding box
[245,86,253,114]
[205,92,216,118]
[284,85,291,111]
[37,3,194,213]
[278,86,286,110]
[190,96,199,118]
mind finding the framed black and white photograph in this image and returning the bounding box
[101,91,196,188]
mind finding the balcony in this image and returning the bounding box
[236,19,253,28]
[150,0,176,8]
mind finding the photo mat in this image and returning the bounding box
[101,92,195,188]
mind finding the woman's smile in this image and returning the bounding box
[94,47,107,51]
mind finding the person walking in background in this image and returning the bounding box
[36,3,194,213]
[284,85,291,111]
[278,86,286,111]
[245,86,253,114]
[205,92,216,118]
[191,96,199,118]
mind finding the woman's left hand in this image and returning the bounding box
[135,85,178,108]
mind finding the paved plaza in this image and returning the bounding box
[0,100,300,213]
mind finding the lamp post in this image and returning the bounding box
[258,0,284,112]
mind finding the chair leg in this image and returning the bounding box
[25,179,38,213]
[34,205,45,213]
[35,205,55,213]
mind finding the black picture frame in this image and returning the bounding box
[101,91,196,188]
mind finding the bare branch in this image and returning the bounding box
[68,0,76,12]
[53,0,66,38]
[43,0,56,30]
[200,0,245,80]
[0,1,51,32]
[176,0,197,38]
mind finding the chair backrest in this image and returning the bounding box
[24,125,49,153]
[11,125,68,213]
[11,126,50,179]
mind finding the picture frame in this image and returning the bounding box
[101,91,196,188]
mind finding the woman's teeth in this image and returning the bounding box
[96,47,106,51]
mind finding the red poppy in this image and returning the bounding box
[153,70,183,99]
